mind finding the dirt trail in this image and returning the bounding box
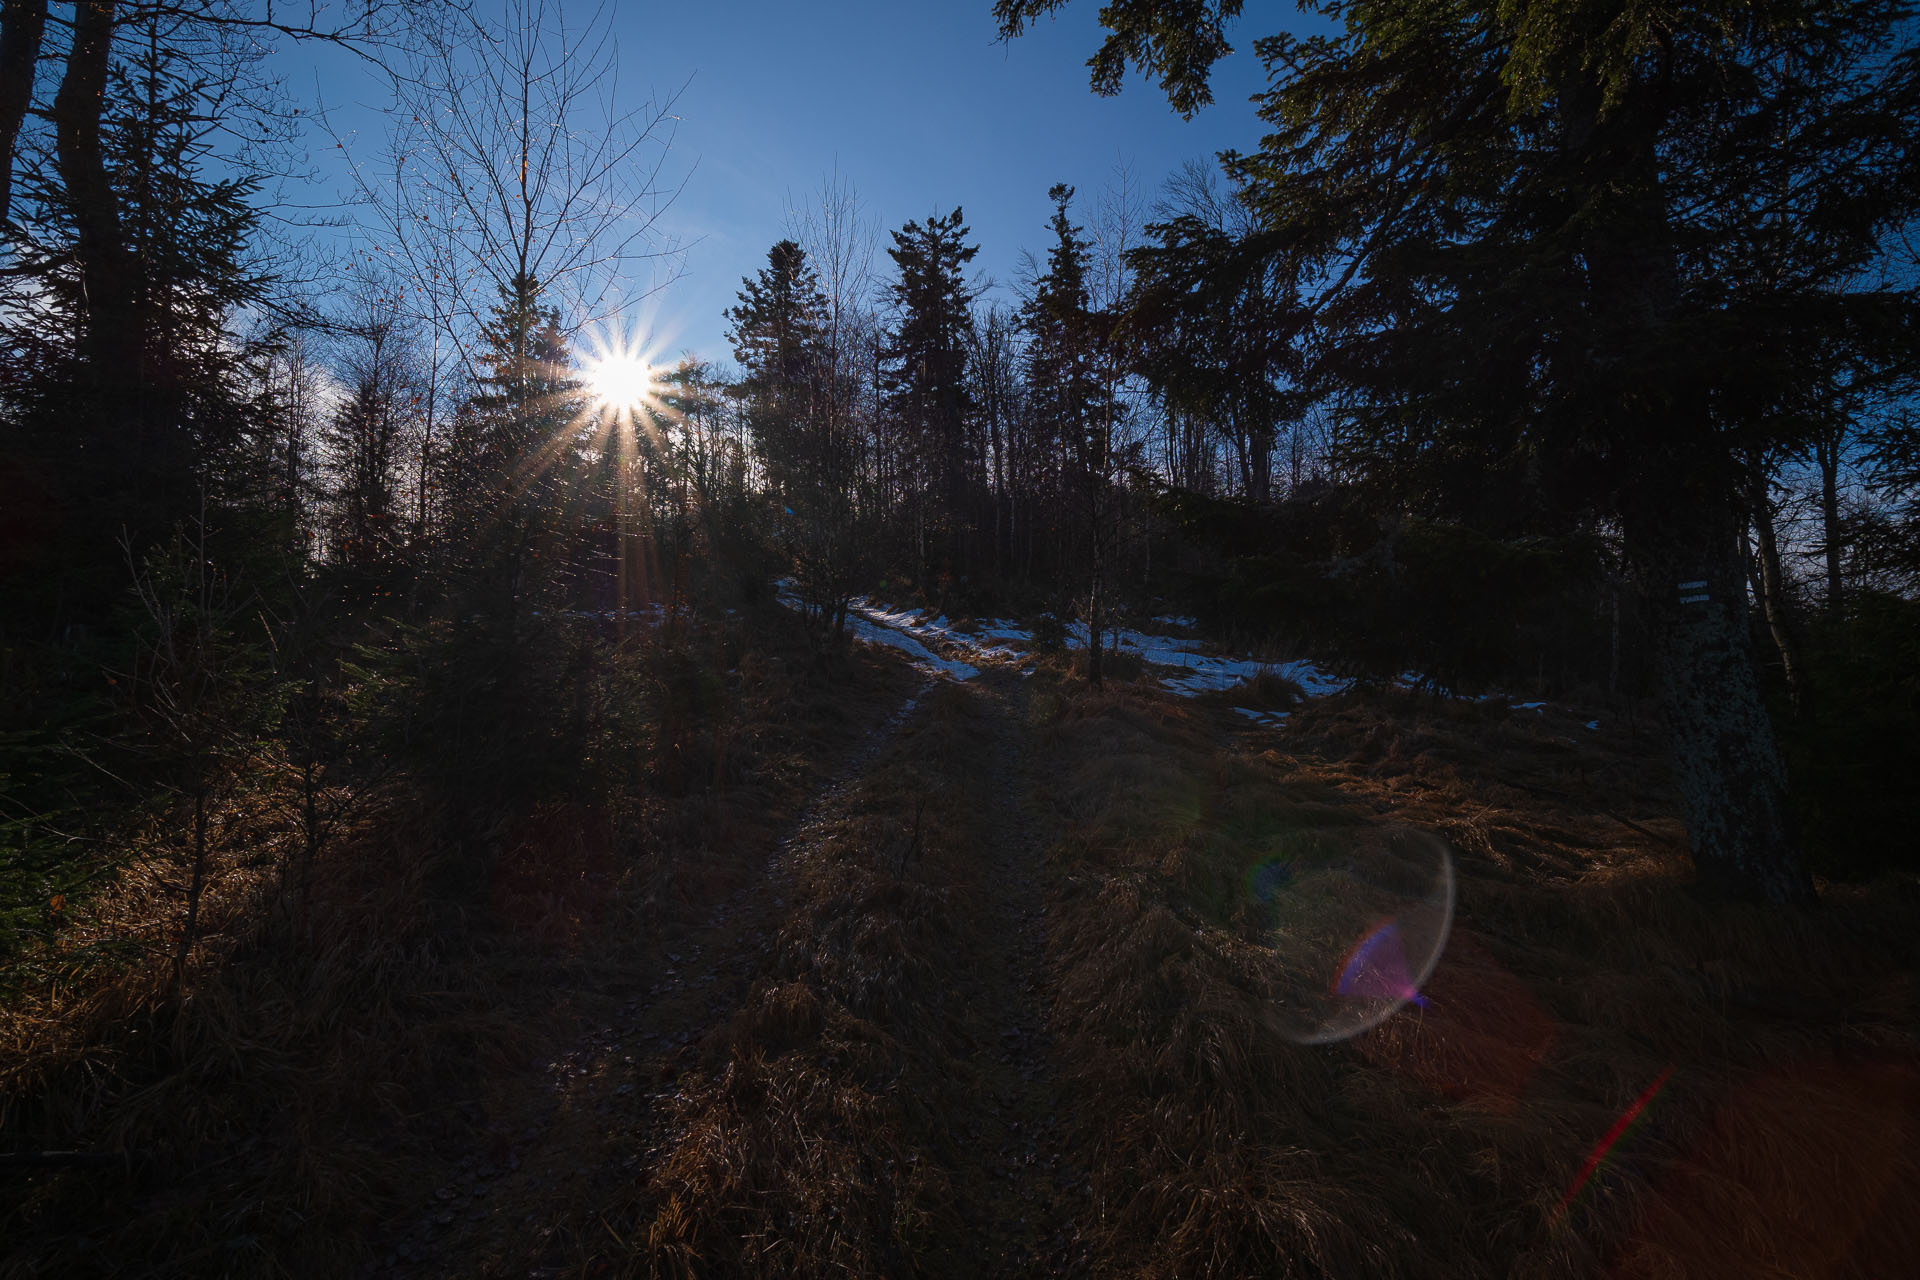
[367,679,934,1278]
[931,667,1091,1277]
[368,633,1093,1278]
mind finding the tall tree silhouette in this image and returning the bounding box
[727,239,829,506]
[884,208,979,588]
[1024,184,1120,682]
[1000,0,1920,904]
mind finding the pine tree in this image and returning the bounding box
[729,239,870,634]
[884,207,979,586]
[1125,194,1299,503]
[726,240,829,502]
[1,8,279,614]
[321,311,417,570]
[1023,184,1121,682]
[449,270,579,621]
[468,270,575,475]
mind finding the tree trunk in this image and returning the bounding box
[0,0,47,227]
[1249,423,1272,504]
[1573,62,1811,906]
[1746,457,1806,714]
[1815,429,1844,614]
[1627,493,1814,905]
[1086,563,1104,690]
[54,1,133,375]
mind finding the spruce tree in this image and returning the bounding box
[729,239,868,633]
[1125,205,1299,503]
[1023,184,1119,682]
[1,9,279,617]
[726,239,829,503]
[884,207,979,586]
[452,270,579,621]
[322,364,411,570]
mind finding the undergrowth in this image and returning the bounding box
[0,604,888,1278]
[1033,681,1920,1279]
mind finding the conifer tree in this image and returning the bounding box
[884,207,979,586]
[1024,184,1120,682]
[727,239,829,503]
[1125,185,1299,503]
[730,239,869,634]
[1,7,279,611]
[450,270,579,621]
[322,303,418,570]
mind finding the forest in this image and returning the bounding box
[3,1,1919,1277]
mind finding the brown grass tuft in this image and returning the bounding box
[633,1049,939,1280]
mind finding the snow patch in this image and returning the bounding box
[847,600,1024,666]
[774,583,980,681]
[774,582,1352,705]
[1069,622,1348,700]
[844,611,980,681]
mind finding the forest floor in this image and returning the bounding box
[5,604,1920,1279]
[370,658,1093,1279]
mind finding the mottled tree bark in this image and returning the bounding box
[1574,60,1814,907]
[0,0,47,227]
[1627,483,1815,905]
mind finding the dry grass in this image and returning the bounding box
[612,680,1005,1279]
[12,633,1913,1279]
[1193,667,1308,713]
[0,609,913,1279]
[1032,680,1920,1279]
[2,787,545,1278]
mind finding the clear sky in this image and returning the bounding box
[299,2,1327,368]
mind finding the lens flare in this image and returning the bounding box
[1558,1064,1675,1219]
[1334,920,1430,1009]
[1252,824,1455,1045]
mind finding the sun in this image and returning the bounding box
[584,348,653,413]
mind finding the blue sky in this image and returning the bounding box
[626,1,1277,361]
[300,2,1323,368]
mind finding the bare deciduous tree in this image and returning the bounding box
[346,0,687,380]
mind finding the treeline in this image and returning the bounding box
[3,0,1919,944]
[714,0,1920,903]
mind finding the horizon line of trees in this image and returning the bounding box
[3,0,1920,916]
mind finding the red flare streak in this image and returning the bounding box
[1560,1064,1674,1212]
